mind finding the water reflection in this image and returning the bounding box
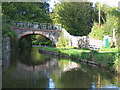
[58,59,80,72]
[2,47,120,88]
[55,59,120,88]
[18,59,58,72]
[48,78,55,88]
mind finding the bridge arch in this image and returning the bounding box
[19,32,48,39]
[19,33,56,47]
[10,27,61,46]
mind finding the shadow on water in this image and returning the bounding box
[2,47,120,88]
[2,47,59,88]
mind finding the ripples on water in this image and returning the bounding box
[2,47,120,88]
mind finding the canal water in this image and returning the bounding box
[2,47,120,88]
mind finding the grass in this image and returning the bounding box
[97,47,118,52]
[39,47,119,71]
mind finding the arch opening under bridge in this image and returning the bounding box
[19,33,56,48]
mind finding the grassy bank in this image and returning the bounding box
[39,47,119,72]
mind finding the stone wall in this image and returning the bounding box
[62,29,89,48]
[62,29,103,49]
[2,36,11,70]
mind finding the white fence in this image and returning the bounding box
[88,38,103,50]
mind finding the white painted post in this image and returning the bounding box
[113,29,115,42]
[112,29,116,46]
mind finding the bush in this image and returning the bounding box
[56,31,69,48]
[2,23,17,38]
[88,22,103,40]
[89,7,119,42]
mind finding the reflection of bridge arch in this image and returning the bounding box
[19,59,59,73]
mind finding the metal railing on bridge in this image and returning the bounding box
[4,20,62,31]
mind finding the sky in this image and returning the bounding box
[50,0,120,7]
[48,0,60,12]
[89,0,119,7]
[48,0,120,11]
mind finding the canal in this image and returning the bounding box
[2,47,120,88]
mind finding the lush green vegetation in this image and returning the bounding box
[89,4,119,41]
[2,2,51,22]
[2,21,19,49]
[2,2,120,49]
[2,2,120,72]
[51,2,120,51]
[98,47,118,52]
[40,47,119,71]
[56,31,69,47]
[51,2,94,36]
[2,21,17,37]
[32,35,54,47]
[2,2,52,48]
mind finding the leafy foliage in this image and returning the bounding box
[32,35,54,47]
[2,2,51,22]
[51,2,94,36]
[2,2,52,48]
[2,22,17,38]
[102,13,118,36]
[89,22,103,40]
[56,31,69,47]
[89,4,119,41]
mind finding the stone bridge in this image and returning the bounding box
[8,20,103,49]
[9,21,62,45]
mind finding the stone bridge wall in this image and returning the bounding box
[62,29,89,48]
[62,29,103,49]
[8,20,104,49]
[12,28,103,49]
[11,27,61,45]
[12,28,104,49]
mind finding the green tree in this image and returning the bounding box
[102,7,119,36]
[51,2,94,36]
[32,35,54,47]
[89,3,119,41]
[2,2,51,22]
[2,2,52,48]
[89,22,103,40]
